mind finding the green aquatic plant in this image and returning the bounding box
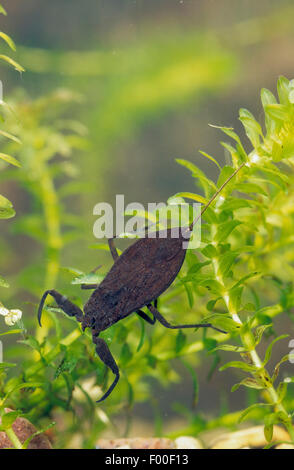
[169,75,294,444]
[1,75,294,448]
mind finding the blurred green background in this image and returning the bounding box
[1,0,294,442]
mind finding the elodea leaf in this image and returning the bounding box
[211,344,247,354]
[175,330,187,353]
[217,166,236,188]
[71,272,103,285]
[0,54,25,72]
[0,32,16,51]
[0,195,15,219]
[203,314,241,333]
[238,403,269,423]
[231,377,264,392]
[215,220,242,243]
[0,411,22,431]
[264,424,273,443]
[263,335,289,366]
[219,360,257,373]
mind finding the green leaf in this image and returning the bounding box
[182,281,194,308]
[228,286,244,313]
[0,329,22,336]
[206,297,221,311]
[238,403,269,423]
[261,88,277,134]
[22,422,56,450]
[212,344,247,353]
[237,182,268,197]
[0,4,7,15]
[239,108,263,149]
[261,88,277,107]
[264,104,288,122]
[174,191,208,205]
[272,354,292,382]
[0,152,21,167]
[219,360,257,373]
[0,54,25,72]
[220,198,252,212]
[277,76,290,105]
[230,272,260,291]
[115,326,129,346]
[2,382,43,404]
[0,32,16,51]
[203,314,240,333]
[137,317,145,352]
[0,411,22,431]
[253,324,272,347]
[19,336,41,352]
[263,335,289,366]
[180,359,199,407]
[120,343,132,365]
[0,195,15,219]
[231,377,264,392]
[197,279,224,296]
[217,251,236,278]
[0,129,21,143]
[215,220,242,243]
[217,165,236,188]
[210,124,247,162]
[277,382,288,403]
[176,158,216,195]
[198,150,221,170]
[61,266,85,277]
[175,330,187,353]
[71,272,102,285]
[264,424,273,443]
[201,244,217,259]
[55,356,78,379]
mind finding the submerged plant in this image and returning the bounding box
[1,75,294,448]
[171,76,294,444]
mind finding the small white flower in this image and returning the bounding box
[0,307,9,316]
[4,309,22,326]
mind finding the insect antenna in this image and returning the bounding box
[188,162,245,231]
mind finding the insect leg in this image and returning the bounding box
[38,290,83,327]
[136,309,156,325]
[148,304,226,334]
[92,334,120,403]
[81,284,99,290]
[108,237,119,261]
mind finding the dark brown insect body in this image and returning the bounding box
[83,228,187,331]
[38,163,243,402]
[38,226,223,403]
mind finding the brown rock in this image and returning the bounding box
[0,408,52,449]
[97,438,175,449]
[210,425,290,449]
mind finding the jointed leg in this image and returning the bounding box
[148,304,226,334]
[38,289,83,326]
[108,238,119,262]
[93,334,120,403]
[136,299,158,325]
[136,309,156,325]
[81,284,99,290]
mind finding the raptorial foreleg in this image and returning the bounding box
[38,289,83,326]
